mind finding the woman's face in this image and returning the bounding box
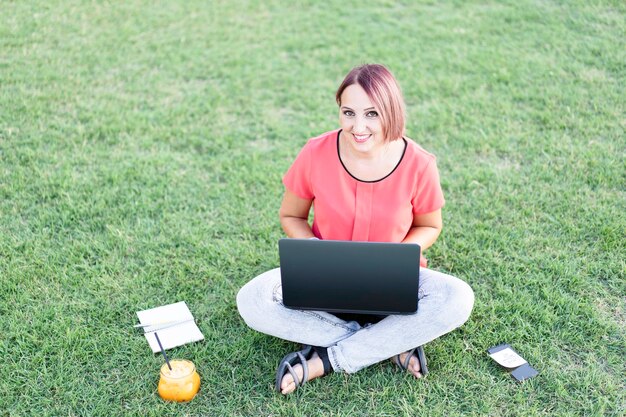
[339,84,385,155]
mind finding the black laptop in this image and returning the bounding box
[278,239,421,315]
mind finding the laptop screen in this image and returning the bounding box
[279,239,421,315]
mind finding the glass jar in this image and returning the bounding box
[157,359,201,402]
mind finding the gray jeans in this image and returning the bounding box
[236,267,474,374]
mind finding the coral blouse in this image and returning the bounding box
[283,129,445,266]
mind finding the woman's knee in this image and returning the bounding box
[236,269,281,330]
[236,280,256,323]
[448,278,474,326]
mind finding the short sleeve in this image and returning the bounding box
[411,157,445,214]
[282,143,314,199]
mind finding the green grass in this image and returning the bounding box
[1,0,624,416]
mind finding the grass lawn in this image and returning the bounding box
[1,0,624,416]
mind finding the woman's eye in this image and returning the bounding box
[343,110,355,117]
[366,111,379,118]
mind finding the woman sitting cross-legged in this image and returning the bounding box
[237,63,474,395]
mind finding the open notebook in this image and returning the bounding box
[136,301,204,352]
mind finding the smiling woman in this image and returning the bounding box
[336,64,406,144]
[337,84,406,181]
[236,64,474,395]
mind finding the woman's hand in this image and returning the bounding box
[279,189,316,239]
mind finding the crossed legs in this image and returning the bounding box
[237,267,474,392]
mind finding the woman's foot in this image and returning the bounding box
[279,351,326,394]
[394,351,424,378]
[394,346,428,378]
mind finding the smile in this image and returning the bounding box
[352,133,371,143]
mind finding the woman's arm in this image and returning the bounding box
[279,189,316,238]
[401,209,443,251]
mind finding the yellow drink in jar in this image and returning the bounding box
[158,360,200,402]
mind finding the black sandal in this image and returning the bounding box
[274,345,332,393]
[394,345,429,377]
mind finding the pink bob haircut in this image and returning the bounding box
[336,64,406,141]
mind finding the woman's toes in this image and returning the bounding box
[408,355,422,378]
[395,352,422,378]
[280,364,303,394]
[279,354,326,395]
[281,381,297,394]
